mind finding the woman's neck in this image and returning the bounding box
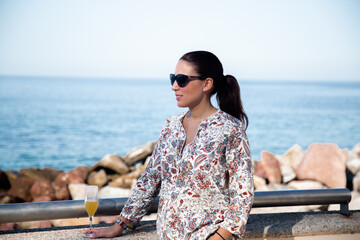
[186,103,218,121]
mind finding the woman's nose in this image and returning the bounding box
[171,81,179,91]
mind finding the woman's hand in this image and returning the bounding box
[82,222,123,239]
[207,227,232,240]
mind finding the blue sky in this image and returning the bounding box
[0,0,359,81]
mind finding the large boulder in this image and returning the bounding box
[295,143,346,188]
[52,178,70,200]
[353,171,360,192]
[349,143,360,160]
[261,151,282,184]
[347,158,360,175]
[7,177,35,202]
[254,161,267,179]
[87,169,108,187]
[68,183,87,200]
[68,166,89,183]
[253,175,266,189]
[0,169,10,190]
[4,171,18,188]
[54,170,84,185]
[278,144,304,171]
[287,180,326,190]
[29,180,56,201]
[108,176,134,189]
[51,217,99,227]
[280,164,296,184]
[91,154,129,175]
[18,168,61,182]
[123,141,157,166]
[98,186,131,198]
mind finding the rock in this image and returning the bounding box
[54,171,84,185]
[0,223,19,231]
[87,169,108,187]
[4,171,19,188]
[254,161,267,179]
[29,221,52,229]
[108,163,147,188]
[124,141,157,166]
[51,217,99,227]
[255,183,295,192]
[280,165,296,184]
[52,180,70,200]
[278,144,304,171]
[287,180,326,190]
[68,183,87,200]
[17,220,52,229]
[347,158,360,175]
[349,143,360,160]
[108,176,134,189]
[343,148,350,161]
[32,195,52,202]
[0,169,10,190]
[91,154,129,175]
[98,186,131,198]
[353,171,360,192]
[296,143,346,188]
[126,164,147,179]
[68,166,89,183]
[0,195,12,204]
[7,177,35,202]
[18,168,61,182]
[253,175,266,189]
[29,180,56,201]
[261,151,282,184]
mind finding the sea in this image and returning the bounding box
[0,76,360,171]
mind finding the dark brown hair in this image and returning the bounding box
[180,50,248,129]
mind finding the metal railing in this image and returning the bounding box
[0,188,351,223]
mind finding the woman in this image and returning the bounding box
[83,51,254,239]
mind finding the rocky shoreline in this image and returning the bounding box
[1,141,359,230]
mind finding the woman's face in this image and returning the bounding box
[172,60,207,109]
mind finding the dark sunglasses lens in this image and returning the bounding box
[170,74,176,85]
[176,74,189,87]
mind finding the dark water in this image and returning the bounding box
[0,76,359,171]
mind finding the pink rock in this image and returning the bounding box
[254,161,267,179]
[29,221,52,229]
[7,177,35,202]
[52,180,70,200]
[32,195,52,202]
[296,143,346,188]
[261,151,282,184]
[68,166,89,183]
[54,171,84,185]
[0,222,19,230]
[30,180,56,201]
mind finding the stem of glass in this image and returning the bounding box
[89,216,93,233]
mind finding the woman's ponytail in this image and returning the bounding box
[216,75,248,129]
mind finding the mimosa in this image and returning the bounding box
[85,201,98,217]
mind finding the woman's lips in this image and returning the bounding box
[175,95,182,101]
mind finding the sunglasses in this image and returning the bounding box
[170,74,207,88]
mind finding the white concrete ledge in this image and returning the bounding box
[1,211,359,239]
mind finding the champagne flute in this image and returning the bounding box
[84,185,98,238]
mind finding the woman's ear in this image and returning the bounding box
[203,78,214,92]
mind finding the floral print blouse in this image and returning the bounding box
[120,110,254,239]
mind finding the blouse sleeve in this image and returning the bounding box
[220,127,254,238]
[120,120,168,223]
